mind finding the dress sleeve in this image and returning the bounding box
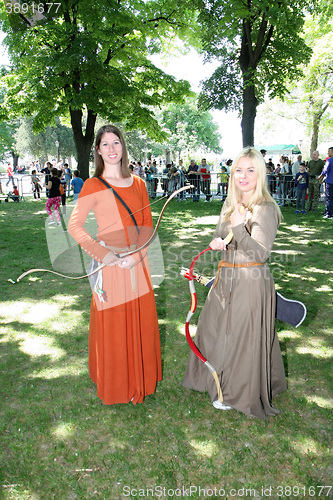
[68,180,110,263]
[231,203,278,263]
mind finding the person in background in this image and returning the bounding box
[276,156,289,206]
[46,167,61,225]
[7,185,20,202]
[187,159,200,201]
[167,164,178,196]
[266,164,274,195]
[217,166,229,200]
[199,158,212,202]
[319,146,333,219]
[307,150,325,212]
[182,147,286,420]
[294,162,309,215]
[71,169,84,204]
[31,170,42,199]
[64,163,72,197]
[176,159,186,201]
[58,169,67,216]
[6,163,15,188]
[68,124,161,405]
[41,162,52,197]
[292,155,302,177]
[161,164,170,195]
[151,160,158,199]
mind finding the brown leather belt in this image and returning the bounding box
[212,259,264,289]
[218,259,264,269]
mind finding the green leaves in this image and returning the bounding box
[196,0,314,145]
[0,0,197,177]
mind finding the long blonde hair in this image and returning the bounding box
[222,147,281,222]
[94,124,130,178]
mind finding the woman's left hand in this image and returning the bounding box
[117,256,136,270]
[231,203,247,227]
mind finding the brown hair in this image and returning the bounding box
[94,125,130,178]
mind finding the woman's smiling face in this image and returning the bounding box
[96,132,123,168]
[233,156,258,199]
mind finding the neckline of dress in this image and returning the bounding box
[100,175,134,188]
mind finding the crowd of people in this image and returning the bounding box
[122,148,332,219]
[1,146,332,218]
[127,157,233,202]
[262,148,333,218]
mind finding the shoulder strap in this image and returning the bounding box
[96,176,139,234]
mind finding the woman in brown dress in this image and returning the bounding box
[182,147,287,419]
[68,125,162,405]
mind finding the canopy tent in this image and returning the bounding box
[256,144,302,155]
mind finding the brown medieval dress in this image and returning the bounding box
[182,201,287,419]
[68,175,162,405]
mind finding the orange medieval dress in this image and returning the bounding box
[68,175,162,404]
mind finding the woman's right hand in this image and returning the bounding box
[102,251,119,267]
[209,237,227,251]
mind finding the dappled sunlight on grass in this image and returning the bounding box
[0,296,83,329]
[0,301,59,324]
[19,334,66,359]
[314,284,332,292]
[307,267,332,274]
[178,227,201,237]
[273,241,293,247]
[284,224,317,234]
[271,249,302,256]
[106,438,126,450]
[33,210,48,215]
[50,310,85,333]
[285,273,302,279]
[305,396,333,409]
[277,330,301,340]
[52,422,76,441]
[189,439,218,458]
[28,360,88,379]
[291,437,322,456]
[176,322,197,337]
[193,215,220,226]
[296,344,333,359]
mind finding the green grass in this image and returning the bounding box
[0,198,332,500]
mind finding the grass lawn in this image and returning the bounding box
[0,196,332,500]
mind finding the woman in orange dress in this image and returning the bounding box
[68,125,162,405]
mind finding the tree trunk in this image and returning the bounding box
[70,108,97,180]
[309,104,329,156]
[11,152,19,169]
[165,149,172,164]
[309,114,320,155]
[241,80,258,148]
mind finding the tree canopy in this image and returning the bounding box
[0,0,197,178]
[196,0,313,147]
[160,99,222,160]
[299,18,333,153]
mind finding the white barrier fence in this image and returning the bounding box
[0,172,325,205]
